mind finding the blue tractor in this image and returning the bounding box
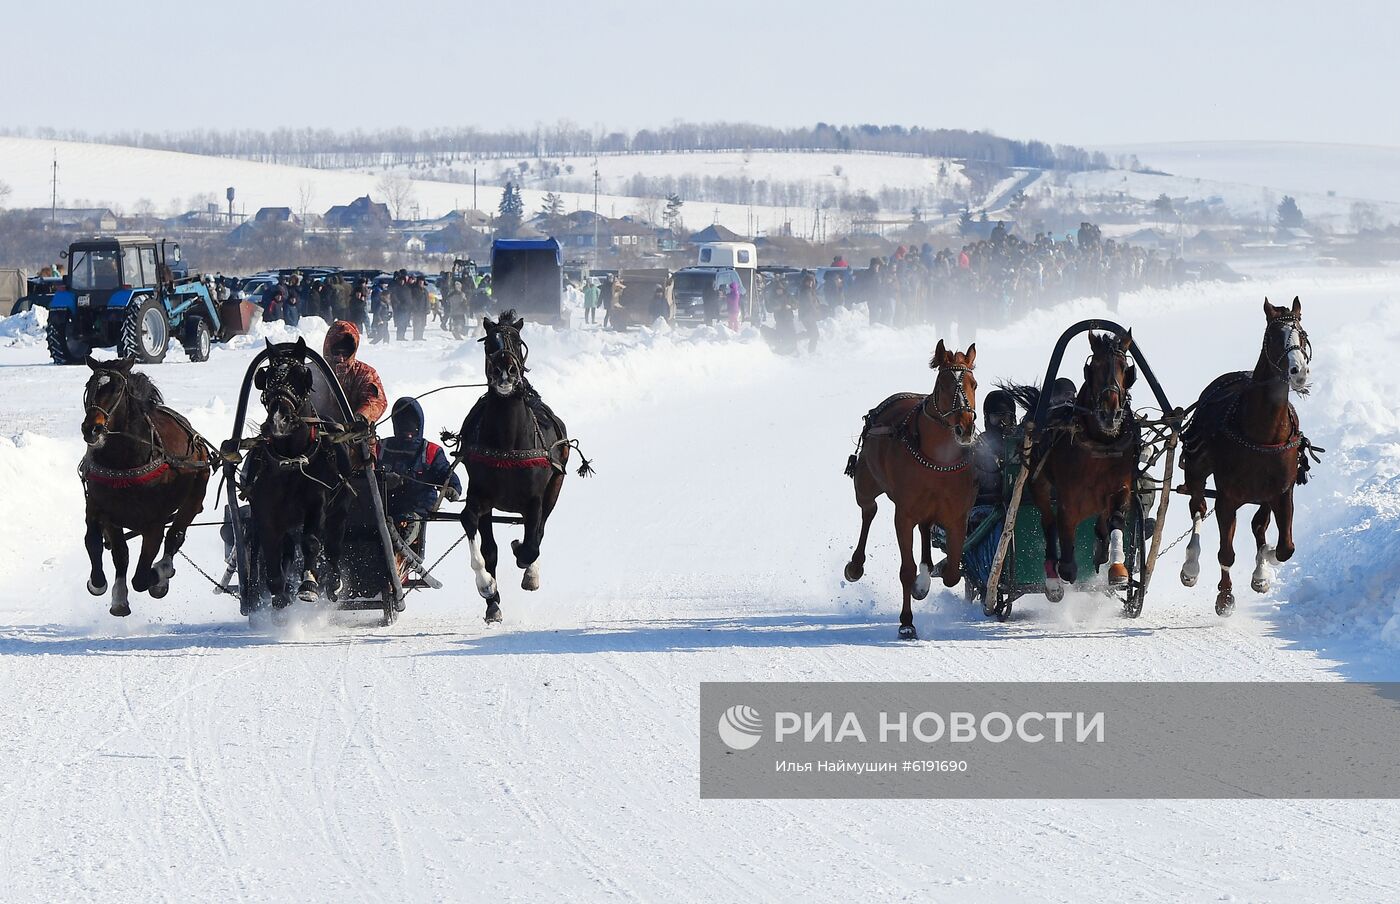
[46,235,223,364]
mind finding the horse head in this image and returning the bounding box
[481,310,528,397]
[1262,297,1310,394]
[1084,331,1136,437]
[928,339,978,447]
[255,337,315,438]
[81,356,138,448]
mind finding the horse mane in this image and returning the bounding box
[997,381,1041,417]
[496,308,520,324]
[103,367,164,417]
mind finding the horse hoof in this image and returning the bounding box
[1215,592,1236,617]
[1180,570,1198,588]
[844,562,864,582]
[297,581,319,603]
[1045,578,1065,603]
[484,598,503,623]
[86,578,107,596]
[109,602,131,617]
[149,580,170,600]
[1251,577,1270,594]
[1108,563,1130,587]
[912,572,931,601]
[521,563,540,592]
[897,623,918,640]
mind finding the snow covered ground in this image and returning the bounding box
[1,265,1399,900]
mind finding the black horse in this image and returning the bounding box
[453,311,590,622]
[245,337,353,620]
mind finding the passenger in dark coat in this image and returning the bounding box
[379,397,461,520]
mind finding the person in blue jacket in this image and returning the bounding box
[379,397,462,524]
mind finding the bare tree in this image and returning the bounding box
[376,172,416,220]
[0,179,11,209]
[297,180,316,223]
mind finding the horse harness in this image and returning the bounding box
[858,375,974,474]
[460,389,568,473]
[80,371,214,489]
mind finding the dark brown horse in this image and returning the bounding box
[844,341,978,639]
[1179,298,1313,615]
[80,358,211,616]
[1006,331,1139,601]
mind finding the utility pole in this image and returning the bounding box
[592,158,600,269]
[50,151,58,224]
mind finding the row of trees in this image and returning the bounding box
[3,122,1098,171]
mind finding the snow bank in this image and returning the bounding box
[0,306,48,348]
[1279,295,1400,660]
[0,432,84,584]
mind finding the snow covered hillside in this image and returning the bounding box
[1,266,1399,900]
[1041,140,1400,232]
[0,137,797,235]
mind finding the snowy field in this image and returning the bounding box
[2,265,1400,900]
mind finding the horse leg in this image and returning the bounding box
[913,522,933,600]
[894,508,918,639]
[461,498,501,621]
[1181,454,1210,587]
[940,512,967,588]
[150,481,204,599]
[1030,479,1063,599]
[478,514,502,621]
[84,509,107,597]
[105,525,131,617]
[1214,503,1240,616]
[1106,494,1130,587]
[1249,505,1274,594]
[844,465,879,582]
[1055,508,1079,586]
[512,496,545,591]
[130,528,163,595]
[260,520,290,611]
[1273,486,1296,563]
[322,499,349,602]
[1180,512,1206,587]
[297,502,327,603]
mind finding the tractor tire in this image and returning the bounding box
[183,316,212,362]
[46,316,89,365]
[119,296,170,364]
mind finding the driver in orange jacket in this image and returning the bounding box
[323,320,387,427]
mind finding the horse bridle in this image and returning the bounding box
[1085,348,1132,432]
[483,325,529,386]
[259,361,313,425]
[1263,316,1311,379]
[923,364,976,425]
[84,370,129,427]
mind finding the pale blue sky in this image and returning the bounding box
[6,0,1396,147]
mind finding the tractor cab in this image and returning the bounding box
[64,236,171,308]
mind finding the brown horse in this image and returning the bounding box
[844,341,978,639]
[1006,331,1139,601]
[80,358,212,616]
[1179,297,1313,615]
